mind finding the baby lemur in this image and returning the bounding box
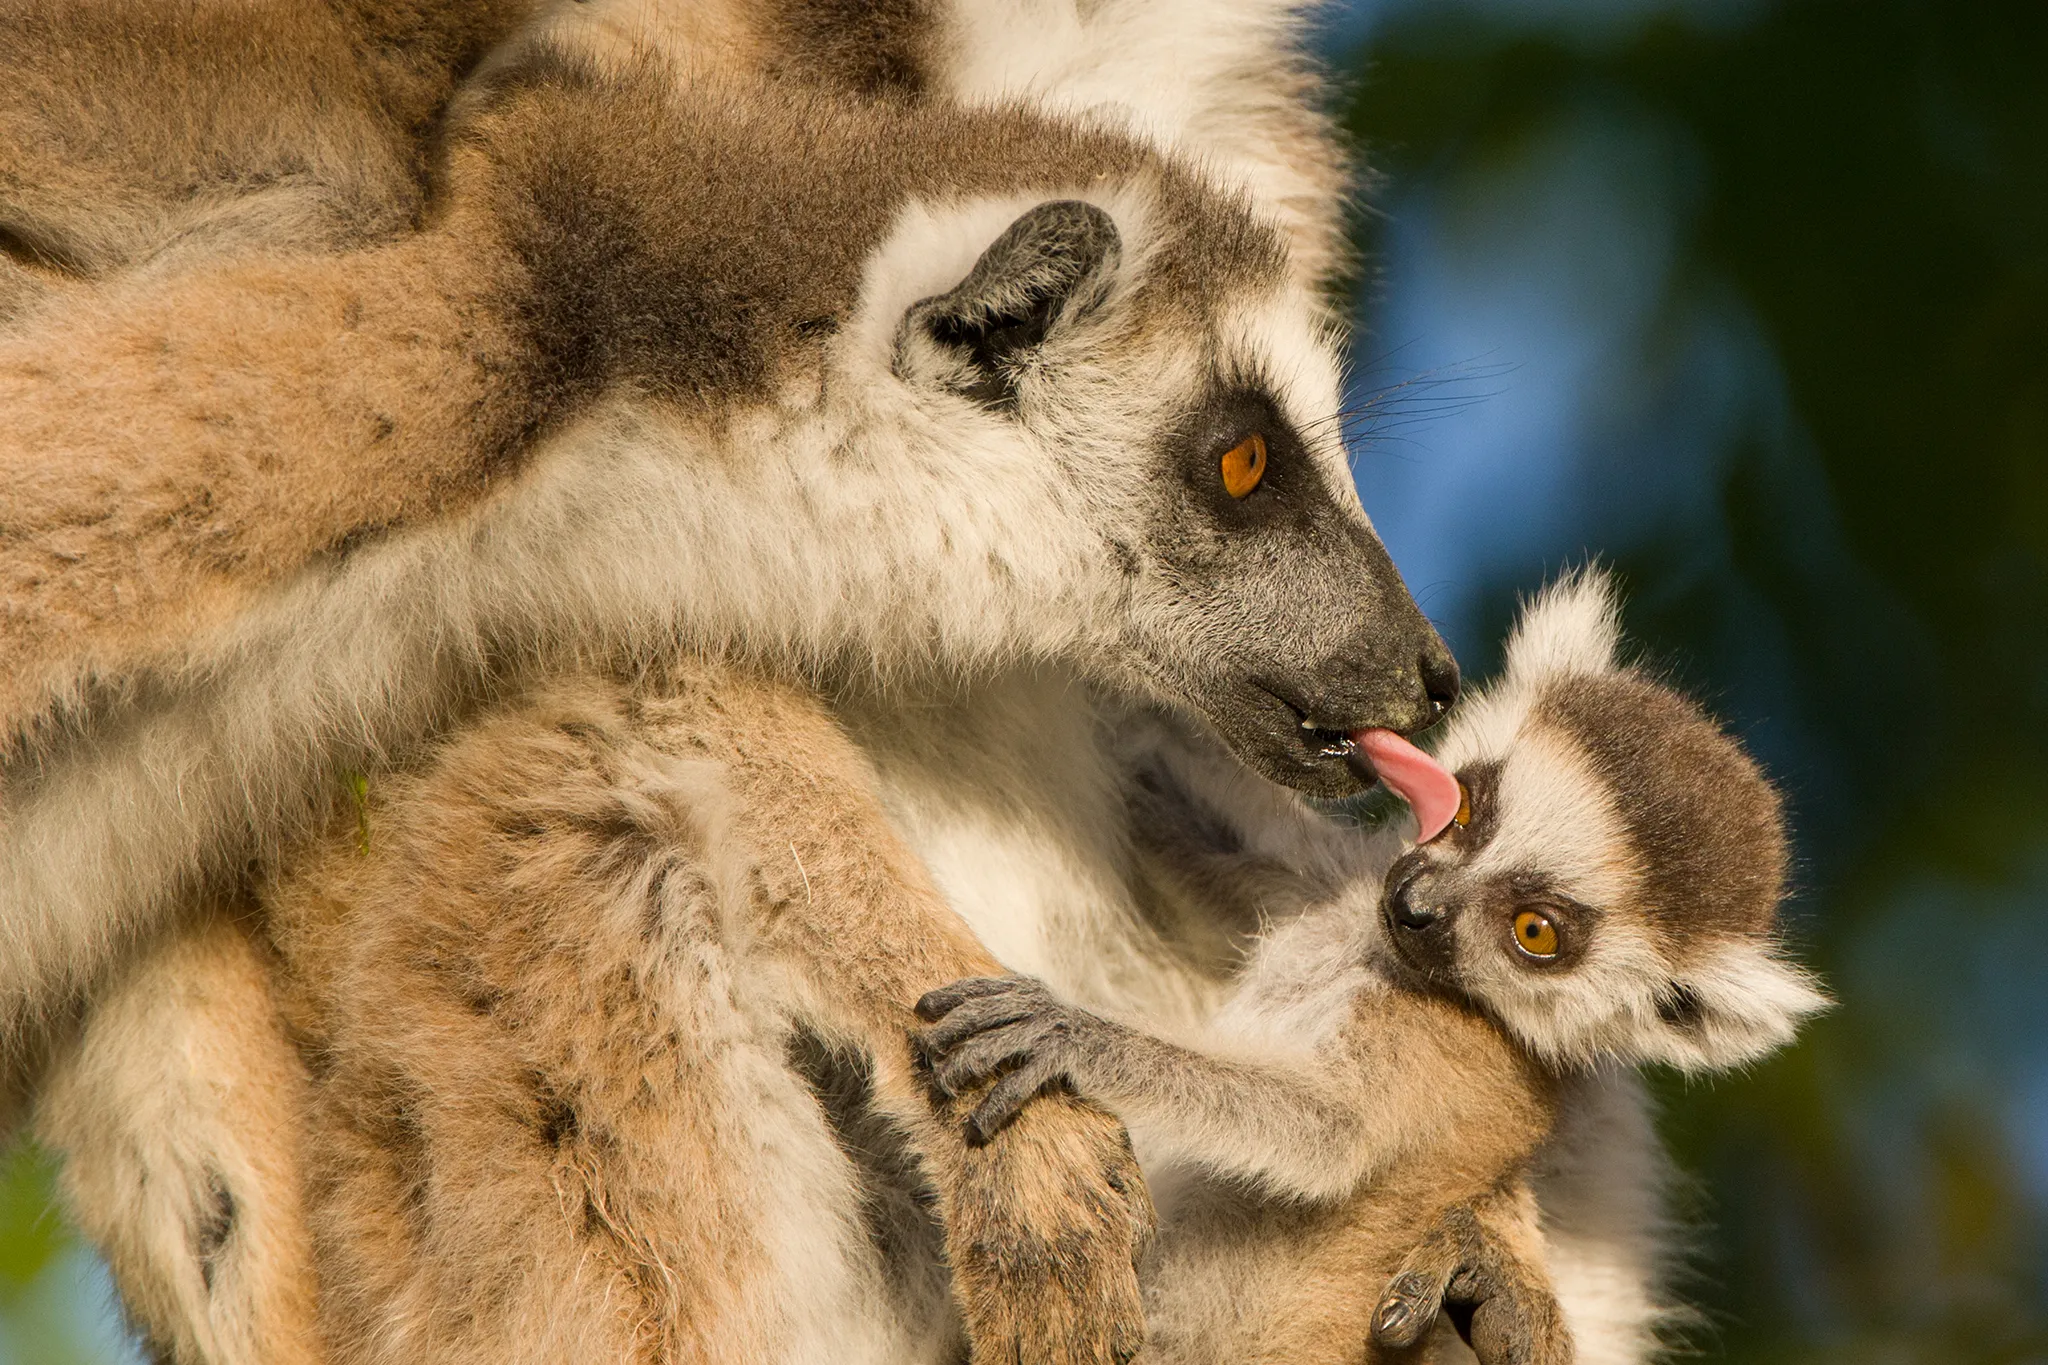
[919,571,1829,1363]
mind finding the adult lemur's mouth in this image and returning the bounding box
[1297,718,1358,760]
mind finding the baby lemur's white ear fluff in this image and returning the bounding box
[1386,569,1829,1073]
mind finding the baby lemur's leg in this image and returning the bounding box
[263,664,1147,1365]
[35,911,322,1365]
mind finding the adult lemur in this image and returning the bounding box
[6,1,1739,1361]
[5,0,1443,1359]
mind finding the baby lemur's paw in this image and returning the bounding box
[917,975,1109,1144]
[945,1088,1156,1365]
[1372,1203,1572,1365]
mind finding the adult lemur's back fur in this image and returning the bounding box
[0,5,1449,1095]
[0,0,542,319]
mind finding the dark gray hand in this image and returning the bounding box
[915,975,1112,1144]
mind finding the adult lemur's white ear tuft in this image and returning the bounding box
[1651,946,1831,1073]
[1503,566,1623,689]
[894,200,1122,409]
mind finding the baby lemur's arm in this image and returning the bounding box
[917,903,1554,1207]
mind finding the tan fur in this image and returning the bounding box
[248,660,1149,1363]
[35,913,322,1365]
[0,229,535,736]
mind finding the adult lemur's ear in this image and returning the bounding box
[898,200,1121,409]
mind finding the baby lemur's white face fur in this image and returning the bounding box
[1380,572,1828,1072]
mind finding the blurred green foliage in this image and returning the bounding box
[0,1143,131,1364]
[1342,0,2048,1358]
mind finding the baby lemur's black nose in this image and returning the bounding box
[1390,885,1442,932]
[1385,859,1444,932]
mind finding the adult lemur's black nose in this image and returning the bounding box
[1418,641,1460,721]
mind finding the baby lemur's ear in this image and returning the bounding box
[897,200,1122,408]
[1650,945,1831,1072]
[1502,566,1622,690]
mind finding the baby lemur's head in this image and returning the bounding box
[1379,570,1827,1073]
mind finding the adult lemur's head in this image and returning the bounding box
[1376,571,1828,1071]
[834,180,1453,798]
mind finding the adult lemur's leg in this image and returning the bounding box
[237,661,1150,1364]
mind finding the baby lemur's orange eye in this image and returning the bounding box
[1221,434,1267,498]
[1452,781,1472,829]
[1512,910,1560,960]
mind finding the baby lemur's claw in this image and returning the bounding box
[1371,1203,1573,1365]
[917,974,1101,1142]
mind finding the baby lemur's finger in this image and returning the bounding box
[914,975,1021,1022]
[917,993,1042,1059]
[931,1019,1053,1096]
[969,1054,1071,1144]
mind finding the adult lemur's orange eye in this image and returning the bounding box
[1452,781,1472,829]
[1512,910,1560,960]
[1221,433,1267,498]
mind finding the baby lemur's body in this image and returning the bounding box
[919,572,1828,1364]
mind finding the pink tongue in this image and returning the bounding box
[1354,729,1461,843]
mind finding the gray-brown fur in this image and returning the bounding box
[1537,673,1787,949]
[762,0,938,97]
